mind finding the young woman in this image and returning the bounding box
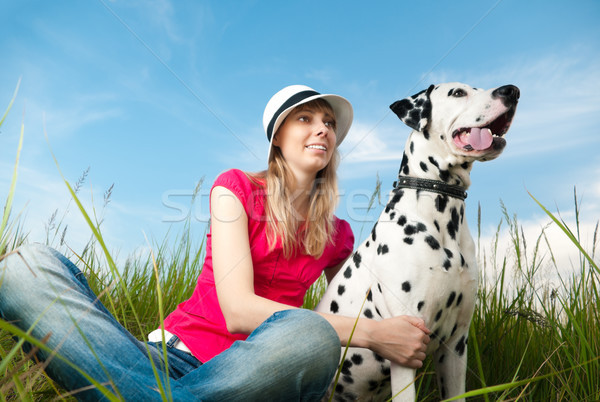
[0,85,430,401]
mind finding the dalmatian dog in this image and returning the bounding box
[316,83,519,401]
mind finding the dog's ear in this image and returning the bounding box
[390,84,434,132]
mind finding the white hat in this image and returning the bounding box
[263,85,353,160]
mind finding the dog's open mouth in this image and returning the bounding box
[452,109,515,151]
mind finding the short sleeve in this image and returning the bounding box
[210,169,256,218]
[329,218,354,267]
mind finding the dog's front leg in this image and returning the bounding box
[390,362,416,401]
[433,335,468,402]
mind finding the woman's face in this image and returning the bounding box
[272,103,337,178]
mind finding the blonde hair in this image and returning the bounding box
[248,99,340,259]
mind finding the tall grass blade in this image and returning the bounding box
[528,190,599,274]
[0,80,24,255]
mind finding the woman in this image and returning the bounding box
[0,85,430,401]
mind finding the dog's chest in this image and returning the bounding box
[324,187,478,341]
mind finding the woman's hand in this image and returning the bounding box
[319,313,431,369]
[365,316,430,368]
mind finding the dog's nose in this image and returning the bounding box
[492,85,520,106]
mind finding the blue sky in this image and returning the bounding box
[1,1,599,266]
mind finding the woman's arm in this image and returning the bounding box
[322,255,431,368]
[211,186,429,368]
[211,185,292,334]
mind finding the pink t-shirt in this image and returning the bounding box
[162,169,354,363]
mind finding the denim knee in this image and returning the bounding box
[276,309,341,376]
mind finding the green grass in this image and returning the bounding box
[1,88,599,400]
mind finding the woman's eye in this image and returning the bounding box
[298,115,309,122]
[325,120,336,128]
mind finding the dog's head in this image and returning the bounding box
[391,82,519,161]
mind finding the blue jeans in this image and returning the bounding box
[0,244,341,401]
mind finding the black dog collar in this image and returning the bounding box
[393,177,468,200]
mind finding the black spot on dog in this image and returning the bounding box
[397,215,407,226]
[381,365,391,376]
[343,375,354,384]
[451,323,458,336]
[389,212,396,220]
[420,162,428,172]
[435,309,443,321]
[353,251,362,268]
[428,156,439,168]
[436,194,449,213]
[402,281,411,292]
[365,241,370,248]
[373,352,385,362]
[443,259,452,270]
[425,235,440,250]
[364,309,373,319]
[351,354,363,365]
[330,300,339,313]
[401,153,410,175]
[438,353,445,364]
[366,289,373,301]
[404,225,417,235]
[444,248,453,258]
[446,291,456,307]
[460,253,466,266]
[385,189,404,213]
[368,380,379,392]
[440,169,450,182]
[447,88,455,97]
[455,335,467,356]
[337,284,345,296]
[456,293,463,306]
[343,267,352,279]
[404,237,413,245]
[416,222,427,232]
[341,359,353,374]
[410,141,414,154]
[440,335,446,344]
[371,221,378,241]
[377,283,382,293]
[447,208,460,239]
[375,306,382,317]
[417,301,425,311]
[434,220,440,231]
[377,244,389,255]
[422,128,430,140]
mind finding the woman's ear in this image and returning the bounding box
[272,134,280,147]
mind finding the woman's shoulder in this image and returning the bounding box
[212,169,266,215]
[213,169,265,191]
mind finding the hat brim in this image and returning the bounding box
[267,94,353,161]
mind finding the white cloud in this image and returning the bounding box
[339,120,406,163]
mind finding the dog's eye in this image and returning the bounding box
[452,89,467,98]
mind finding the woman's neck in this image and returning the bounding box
[288,171,316,220]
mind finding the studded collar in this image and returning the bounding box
[393,176,468,201]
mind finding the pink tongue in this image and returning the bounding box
[468,128,493,150]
